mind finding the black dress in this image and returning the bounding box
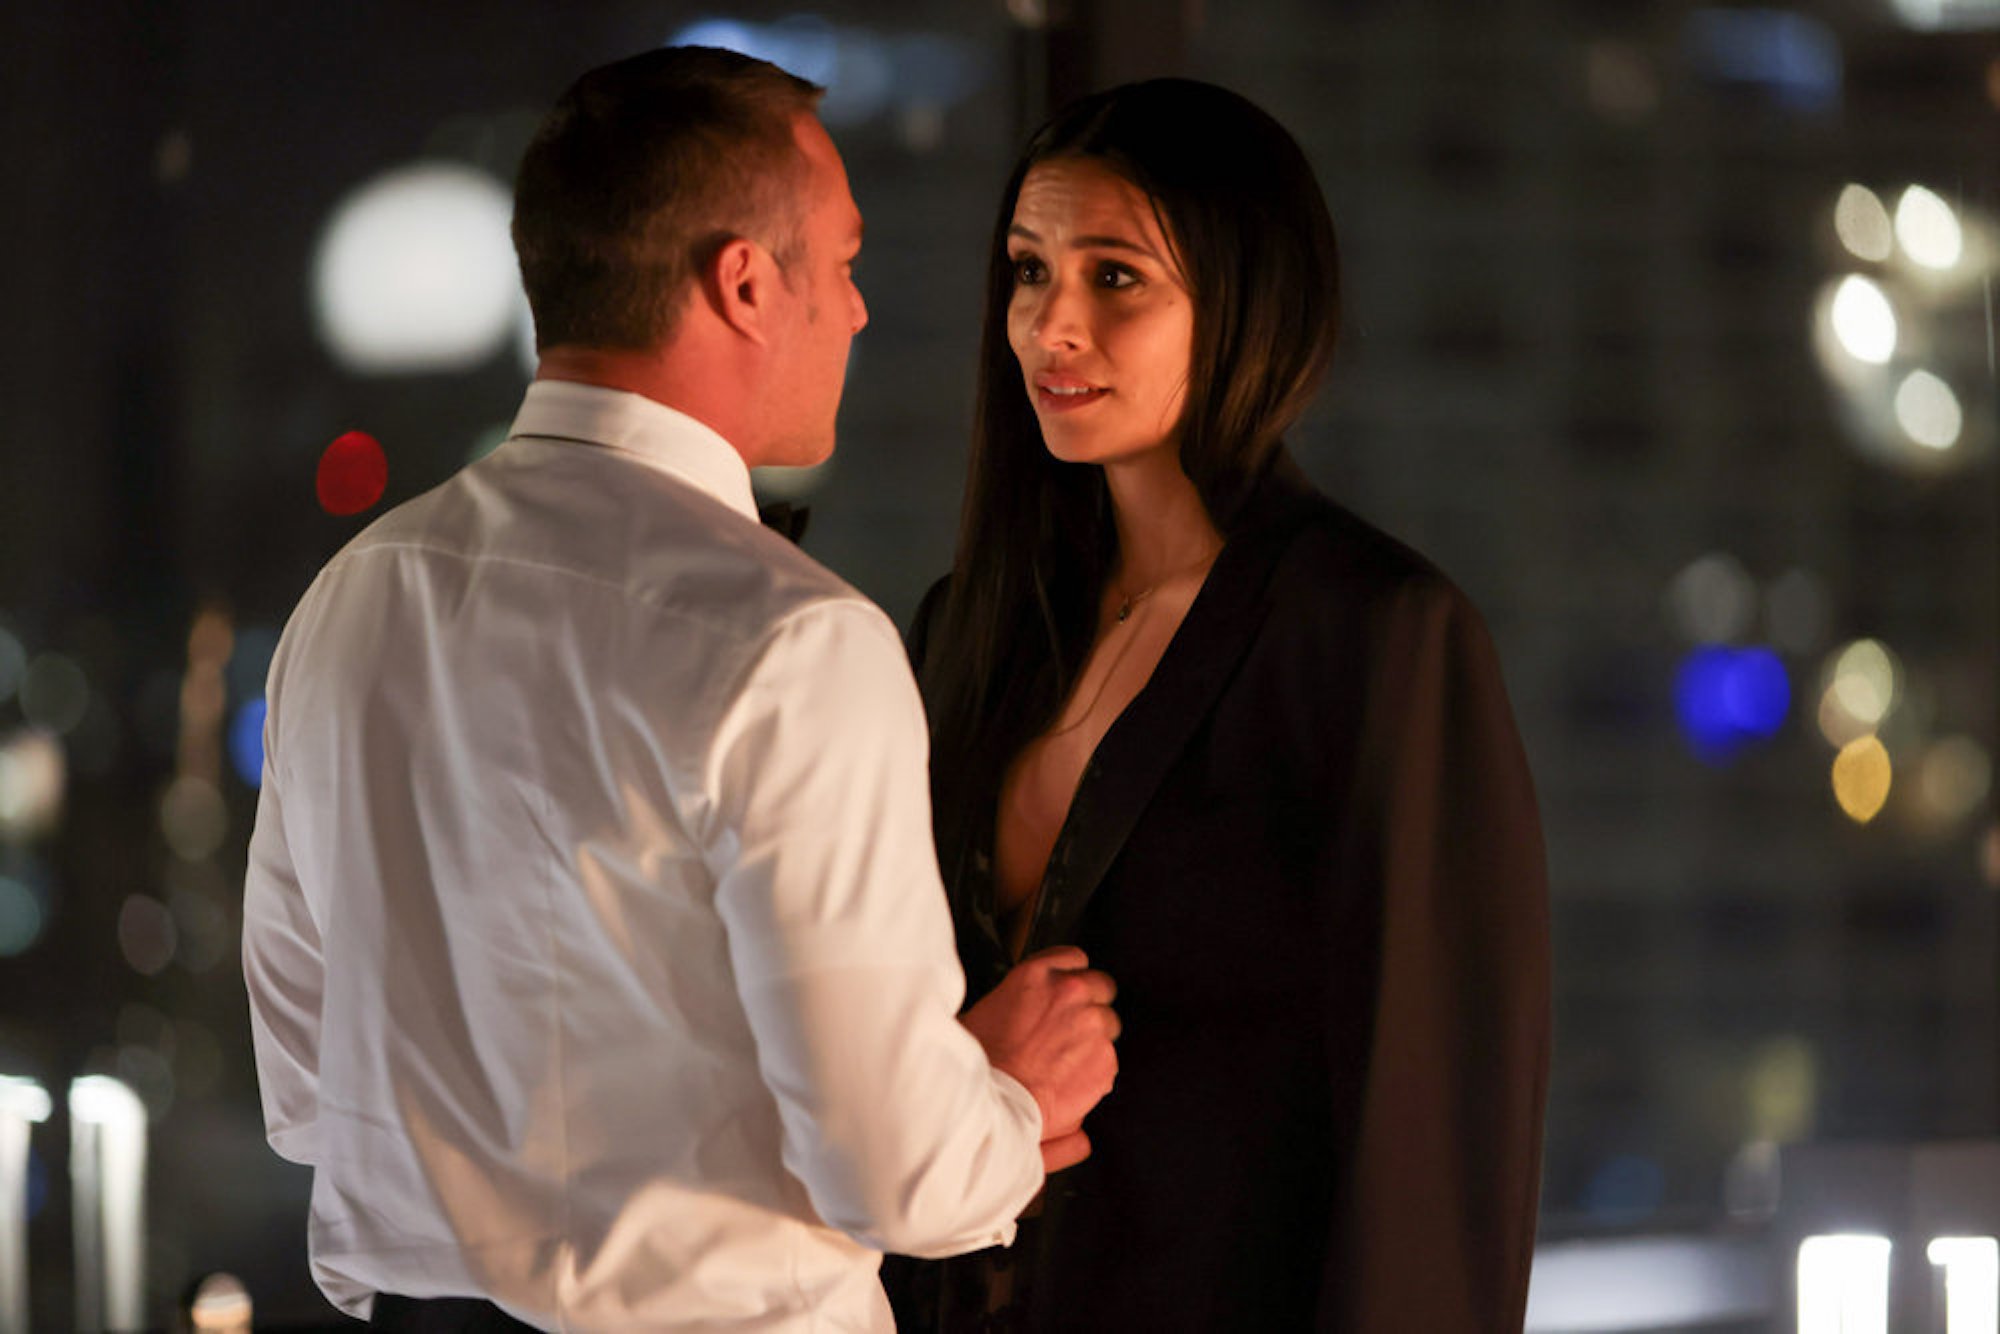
[887,457,1550,1332]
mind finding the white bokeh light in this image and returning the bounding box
[1928,1237,2000,1334]
[1798,1235,1891,1334]
[1894,370,1963,449]
[1834,184,1894,262]
[1829,638,1900,728]
[1829,275,1897,363]
[312,162,523,374]
[1666,552,1757,643]
[1895,184,1965,269]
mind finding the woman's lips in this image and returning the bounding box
[1033,374,1108,413]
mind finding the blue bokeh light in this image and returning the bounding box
[229,697,267,789]
[1675,645,1791,762]
[667,18,986,130]
[1683,7,1842,113]
[671,16,839,85]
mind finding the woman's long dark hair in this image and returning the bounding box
[923,79,1342,799]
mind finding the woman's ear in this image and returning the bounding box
[702,237,779,346]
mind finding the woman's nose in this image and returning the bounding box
[1030,278,1087,350]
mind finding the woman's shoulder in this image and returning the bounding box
[1253,479,1471,626]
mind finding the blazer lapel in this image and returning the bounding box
[1026,456,1324,953]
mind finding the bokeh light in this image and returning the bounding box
[1723,1139,1782,1219]
[1926,1239,1999,1334]
[1745,1036,1816,1141]
[312,162,521,373]
[1833,184,1893,262]
[159,775,228,861]
[1916,735,1992,824]
[316,430,388,517]
[1667,553,1757,643]
[828,31,896,131]
[1832,735,1893,823]
[1798,1235,1891,1334]
[228,698,266,790]
[0,1075,50,1123]
[187,1272,253,1332]
[19,653,89,735]
[1583,40,1662,119]
[1894,184,1964,269]
[1829,275,1897,364]
[1675,645,1790,760]
[1892,370,1962,450]
[1984,823,2000,887]
[1817,685,1874,750]
[0,874,46,956]
[669,17,985,138]
[0,729,67,841]
[1819,638,1901,739]
[117,894,177,976]
[1680,8,1842,112]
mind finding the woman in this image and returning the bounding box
[893,80,1550,1331]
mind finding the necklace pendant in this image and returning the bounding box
[1116,599,1132,623]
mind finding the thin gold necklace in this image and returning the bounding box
[1113,545,1222,624]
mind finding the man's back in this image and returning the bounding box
[245,383,1042,1330]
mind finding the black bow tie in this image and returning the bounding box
[757,501,811,544]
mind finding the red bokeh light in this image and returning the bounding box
[316,430,388,516]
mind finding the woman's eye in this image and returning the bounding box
[1096,263,1137,290]
[1010,255,1046,285]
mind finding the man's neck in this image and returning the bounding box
[535,344,759,467]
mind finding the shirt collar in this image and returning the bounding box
[506,379,759,523]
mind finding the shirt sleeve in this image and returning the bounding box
[242,693,327,1166]
[1317,576,1551,1331]
[700,597,1045,1258]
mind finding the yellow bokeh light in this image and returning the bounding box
[1745,1037,1817,1143]
[1832,736,1893,823]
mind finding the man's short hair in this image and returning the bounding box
[513,46,824,352]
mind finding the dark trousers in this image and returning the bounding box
[368,1295,541,1332]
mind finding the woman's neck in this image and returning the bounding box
[1103,450,1223,590]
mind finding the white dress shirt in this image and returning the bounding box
[243,380,1042,1332]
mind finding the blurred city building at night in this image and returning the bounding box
[0,1,1994,1328]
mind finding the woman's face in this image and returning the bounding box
[1005,157,1194,468]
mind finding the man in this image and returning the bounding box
[244,47,1118,1332]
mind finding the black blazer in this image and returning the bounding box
[896,458,1550,1332]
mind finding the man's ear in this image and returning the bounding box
[702,237,780,346]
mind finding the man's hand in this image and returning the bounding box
[961,946,1119,1171]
